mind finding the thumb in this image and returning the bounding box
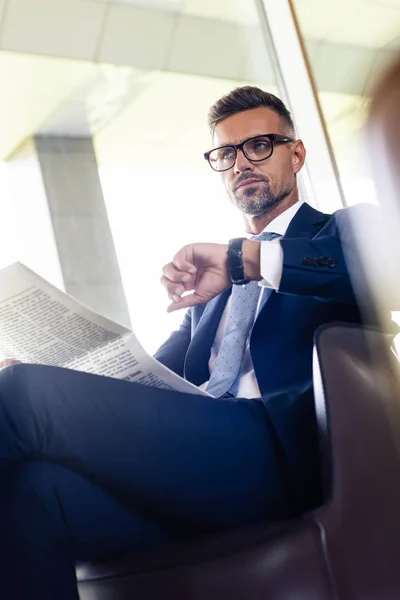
[0,359,21,369]
[167,292,206,313]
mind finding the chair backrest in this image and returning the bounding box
[313,324,400,600]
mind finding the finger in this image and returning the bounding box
[167,292,206,313]
[160,275,185,293]
[160,276,191,302]
[172,256,197,275]
[162,262,194,284]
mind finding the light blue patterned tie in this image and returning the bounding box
[206,232,281,397]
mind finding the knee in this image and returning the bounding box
[0,362,38,396]
[0,363,34,411]
[0,364,47,436]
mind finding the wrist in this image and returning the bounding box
[242,240,262,281]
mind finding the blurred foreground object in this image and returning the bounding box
[369,58,400,197]
[370,57,400,374]
[349,58,400,337]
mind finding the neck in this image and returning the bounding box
[243,192,299,235]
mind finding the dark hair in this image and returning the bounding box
[208,86,295,137]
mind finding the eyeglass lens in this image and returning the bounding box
[208,136,273,171]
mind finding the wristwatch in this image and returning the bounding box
[227,238,249,285]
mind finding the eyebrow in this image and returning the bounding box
[213,133,270,147]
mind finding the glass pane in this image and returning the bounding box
[293,0,400,207]
[0,0,281,352]
[96,0,281,351]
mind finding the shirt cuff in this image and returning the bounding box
[259,239,283,289]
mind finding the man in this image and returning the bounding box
[0,87,369,599]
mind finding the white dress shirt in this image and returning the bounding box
[200,200,304,398]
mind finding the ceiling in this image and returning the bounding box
[1,52,97,159]
[86,0,400,48]
[0,0,397,174]
[295,0,400,48]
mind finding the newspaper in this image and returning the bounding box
[0,262,209,396]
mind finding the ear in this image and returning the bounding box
[291,139,306,174]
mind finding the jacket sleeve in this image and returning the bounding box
[279,204,378,305]
[153,310,192,377]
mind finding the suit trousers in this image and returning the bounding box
[0,363,287,600]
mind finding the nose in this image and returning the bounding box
[233,149,254,174]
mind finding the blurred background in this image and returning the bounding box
[0,0,398,351]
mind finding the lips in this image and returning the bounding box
[235,179,264,190]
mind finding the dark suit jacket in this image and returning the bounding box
[155,202,375,514]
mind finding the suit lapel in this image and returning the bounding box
[256,203,330,318]
[184,288,231,386]
[284,202,329,238]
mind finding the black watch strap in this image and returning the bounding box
[227,238,249,285]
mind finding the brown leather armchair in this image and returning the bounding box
[77,323,400,599]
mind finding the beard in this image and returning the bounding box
[232,179,293,217]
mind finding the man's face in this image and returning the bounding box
[212,107,305,217]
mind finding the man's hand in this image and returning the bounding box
[161,243,230,312]
[0,359,21,369]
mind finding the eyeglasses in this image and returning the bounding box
[204,133,294,172]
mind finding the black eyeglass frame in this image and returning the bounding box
[203,133,295,172]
